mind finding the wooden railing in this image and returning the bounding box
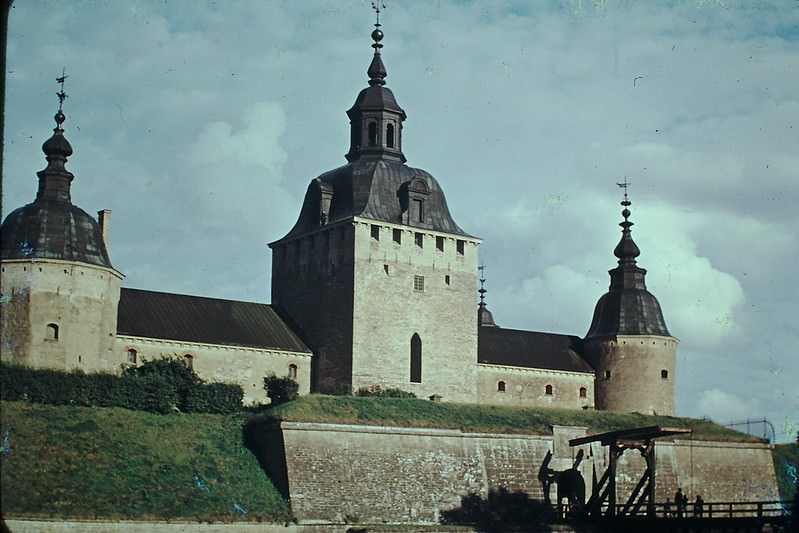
[603,500,792,519]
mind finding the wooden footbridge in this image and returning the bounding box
[537,425,795,532]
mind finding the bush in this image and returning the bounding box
[185,382,244,414]
[0,361,241,415]
[263,374,299,406]
[356,385,416,398]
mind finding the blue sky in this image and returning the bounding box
[3,0,798,442]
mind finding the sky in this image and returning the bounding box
[3,0,797,442]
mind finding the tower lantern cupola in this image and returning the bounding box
[345,18,407,163]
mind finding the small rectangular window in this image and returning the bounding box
[436,236,444,251]
[456,240,465,255]
[371,224,380,240]
[393,228,402,244]
[444,274,451,285]
[413,275,425,291]
[415,232,423,248]
[413,198,424,222]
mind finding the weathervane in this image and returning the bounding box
[478,264,487,305]
[56,67,69,112]
[616,177,631,206]
[371,1,386,27]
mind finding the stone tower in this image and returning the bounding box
[0,94,124,371]
[270,22,480,401]
[583,196,677,415]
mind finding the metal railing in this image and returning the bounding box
[603,500,792,519]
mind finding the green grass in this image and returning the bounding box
[773,441,798,501]
[261,394,760,442]
[0,401,292,522]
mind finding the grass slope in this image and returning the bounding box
[262,395,760,442]
[0,402,291,522]
[773,442,798,501]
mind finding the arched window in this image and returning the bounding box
[184,354,194,369]
[288,364,298,379]
[661,369,669,379]
[46,323,59,340]
[545,384,553,396]
[386,123,395,148]
[579,387,587,398]
[410,334,422,383]
[368,122,378,146]
[127,349,138,364]
[497,381,506,392]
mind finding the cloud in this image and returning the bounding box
[695,388,763,425]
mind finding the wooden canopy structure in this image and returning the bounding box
[570,425,693,517]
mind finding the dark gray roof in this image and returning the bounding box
[1,111,113,268]
[478,326,594,374]
[274,159,473,242]
[585,205,670,339]
[1,202,112,267]
[117,288,311,353]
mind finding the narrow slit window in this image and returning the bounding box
[368,121,378,146]
[415,232,423,248]
[393,228,402,244]
[371,224,380,240]
[410,334,422,383]
[456,240,465,255]
[436,236,444,251]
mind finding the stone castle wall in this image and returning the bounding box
[116,335,312,404]
[477,364,595,409]
[351,219,480,402]
[253,421,780,524]
[584,335,677,415]
[1,259,122,372]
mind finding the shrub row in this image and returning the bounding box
[0,363,242,414]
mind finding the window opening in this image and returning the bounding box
[413,198,424,222]
[604,370,611,380]
[288,364,298,379]
[415,232,423,248]
[436,236,444,251]
[386,123,395,148]
[184,354,194,369]
[661,369,669,379]
[368,121,377,146]
[393,228,402,244]
[497,381,506,392]
[579,387,587,398]
[127,349,138,364]
[456,240,465,255]
[444,274,451,285]
[371,224,380,240]
[410,334,422,383]
[46,323,59,340]
[545,384,553,396]
[413,275,425,292]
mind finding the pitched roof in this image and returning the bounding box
[478,326,593,374]
[117,288,311,354]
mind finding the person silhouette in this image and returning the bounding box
[694,495,704,518]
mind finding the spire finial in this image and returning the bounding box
[56,67,69,113]
[613,179,640,263]
[367,1,387,86]
[478,264,487,306]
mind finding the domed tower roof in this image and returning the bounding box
[273,15,471,242]
[1,90,113,268]
[585,196,670,339]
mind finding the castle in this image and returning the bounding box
[0,23,678,415]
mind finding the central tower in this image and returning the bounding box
[270,21,480,401]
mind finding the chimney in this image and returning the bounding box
[97,209,111,251]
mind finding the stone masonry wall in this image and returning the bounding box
[351,219,480,402]
[254,422,780,524]
[1,259,122,372]
[477,364,595,409]
[116,335,312,404]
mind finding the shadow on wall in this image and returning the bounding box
[242,417,290,501]
[439,487,582,532]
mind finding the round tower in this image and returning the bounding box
[0,84,124,371]
[583,194,677,415]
